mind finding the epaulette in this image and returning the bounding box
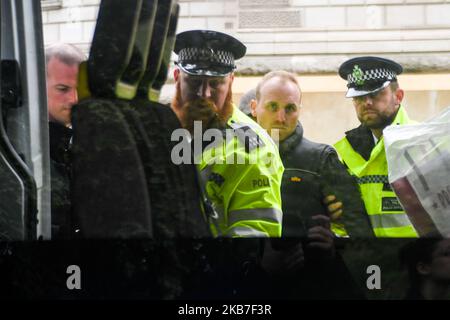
[229,121,265,153]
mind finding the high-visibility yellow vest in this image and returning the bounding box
[334,106,418,238]
[197,106,284,238]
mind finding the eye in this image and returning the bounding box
[209,80,220,88]
[353,96,364,104]
[285,104,297,113]
[266,102,278,111]
[188,79,202,89]
[369,92,379,100]
[56,85,70,93]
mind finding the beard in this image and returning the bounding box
[358,99,399,130]
[172,82,234,134]
[358,111,397,130]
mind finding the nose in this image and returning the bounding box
[68,88,78,105]
[276,109,286,122]
[362,95,373,106]
[197,80,212,99]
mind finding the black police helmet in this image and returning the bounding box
[338,56,403,98]
[174,29,246,77]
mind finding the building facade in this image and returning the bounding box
[41,0,450,143]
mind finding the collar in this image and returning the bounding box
[372,132,379,145]
[227,104,239,125]
[49,121,73,163]
[345,124,374,161]
[389,104,411,127]
[279,122,302,155]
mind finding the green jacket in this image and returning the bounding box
[334,106,418,238]
[197,106,284,237]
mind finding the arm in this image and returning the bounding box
[228,162,283,237]
[306,214,335,257]
[216,149,284,238]
[261,214,334,275]
[320,147,375,238]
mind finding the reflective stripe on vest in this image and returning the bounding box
[228,208,282,226]
[228,226,269,238]
[200,166,282,237]
[373,225,419,238]
[370,213,413,229]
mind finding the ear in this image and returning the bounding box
[395,88,404,105]
[417,262,431,277]
[173,68,180,82]
[229,72,235,85]
[250,99,257,118]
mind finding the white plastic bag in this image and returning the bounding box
[384,106,450,237]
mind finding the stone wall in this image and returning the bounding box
[42,0,450,74]
[41,0,450,144]
[42,0,99,53]
[235,0,450,74]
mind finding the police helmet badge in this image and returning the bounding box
[352,65,365,86]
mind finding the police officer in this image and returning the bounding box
[171,30,284,237]
[335,56,418,237]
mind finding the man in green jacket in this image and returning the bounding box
[171,30,284,237]
[334,56,418,237]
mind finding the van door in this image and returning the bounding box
[0,0,50,240]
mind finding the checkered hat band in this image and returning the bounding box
[348,68,396,84]
[178,47,235,67]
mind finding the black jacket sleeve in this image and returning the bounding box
[319,146,375,238]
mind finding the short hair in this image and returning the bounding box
[255,70,301,101]
[238,88,256,116]
[45,43,85,67]
[389,80,399,91]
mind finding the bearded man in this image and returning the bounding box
[335,56,418,237]
[171,30,284,237]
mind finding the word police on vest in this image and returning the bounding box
[253,177,270,188]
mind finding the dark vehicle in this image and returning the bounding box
[0,0,216,299]
[0,0,423,301]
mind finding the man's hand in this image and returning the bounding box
[323,195,343,221]
[305,215,335,259]
[261,239,304,276]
